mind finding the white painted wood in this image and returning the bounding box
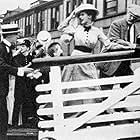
[68,123,140,140]
[39,123,140,140]
[47,66,68,140]
[36,88,140,104]
[63,72,140,131]
[37,94,140,115]
[36,75,134,92]
[37,66,140,140]
[36,89,113,103]
[38,111,140,128]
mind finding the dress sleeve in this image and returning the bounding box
[58,14,78,46]
[98,28,111,49]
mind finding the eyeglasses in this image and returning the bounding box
[128,12,139,21]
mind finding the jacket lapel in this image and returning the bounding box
[121,18,129,41]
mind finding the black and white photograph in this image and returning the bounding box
[0,0,140,140]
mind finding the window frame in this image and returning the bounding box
[104,0,118,17]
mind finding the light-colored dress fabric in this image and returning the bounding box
[61,24,110,106]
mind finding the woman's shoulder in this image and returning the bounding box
[91,26,101,30]
[91,26,103,34]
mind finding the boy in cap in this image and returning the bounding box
[99,4,140,90]
[0,24,33,139]
[12,39,34,128]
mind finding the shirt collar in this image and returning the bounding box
[3,39,11,53]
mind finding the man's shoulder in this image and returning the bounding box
[112,17,126,25]
[0,42,4,48]
[0,42,6,53]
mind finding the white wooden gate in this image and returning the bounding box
[33,50,140,140]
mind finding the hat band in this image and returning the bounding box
[2,27,20,33]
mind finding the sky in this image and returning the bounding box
[0,0,41,15]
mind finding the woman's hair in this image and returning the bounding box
[78,10,97,21]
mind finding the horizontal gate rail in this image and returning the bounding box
[32,50,139,67]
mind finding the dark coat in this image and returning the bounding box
[0,42,18,97]
[0,41,18,137]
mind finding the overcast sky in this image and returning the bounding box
[0,0,40,15]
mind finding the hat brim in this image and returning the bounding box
[0,29,22,34]
[75,5,99,17]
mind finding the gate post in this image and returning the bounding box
[38,66,68,140]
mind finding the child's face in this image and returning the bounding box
[48,44,63,57]
[16,45,22,50]
[20,45,29,54]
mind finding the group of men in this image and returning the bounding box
[0,3,140,140]
[0,24,34,139]
[0,24,63,139]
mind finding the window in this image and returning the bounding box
[41,10,45,30]
[71,0,82,11]
[132,0,140,5]
[66,1,71,17]
[104,0,118,16]
[30,14,34,36]
[50,5,60,30]
[87,0,97,8]
[25,16,29,36]
[36,12,41,33]
[65,0,82,17]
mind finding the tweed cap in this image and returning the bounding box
[127,4,140,18]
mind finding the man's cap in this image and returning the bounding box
[22,39,31,47]
[128,4,140,18]
[75,4,99,17]
[0,24,22,34]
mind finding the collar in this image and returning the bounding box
[3,39,11,47]
[84,26,91,32]
[83,22,93,32]
[2,39,11,53]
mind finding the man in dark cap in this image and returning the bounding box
[99,4,140,90]
[0,24,33,139]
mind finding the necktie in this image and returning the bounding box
[84,26,91,32]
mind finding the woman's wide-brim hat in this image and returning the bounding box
[127,4,140,18]
[75,4,99,17]
[0,24,22,34]
[37,30,51,45]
